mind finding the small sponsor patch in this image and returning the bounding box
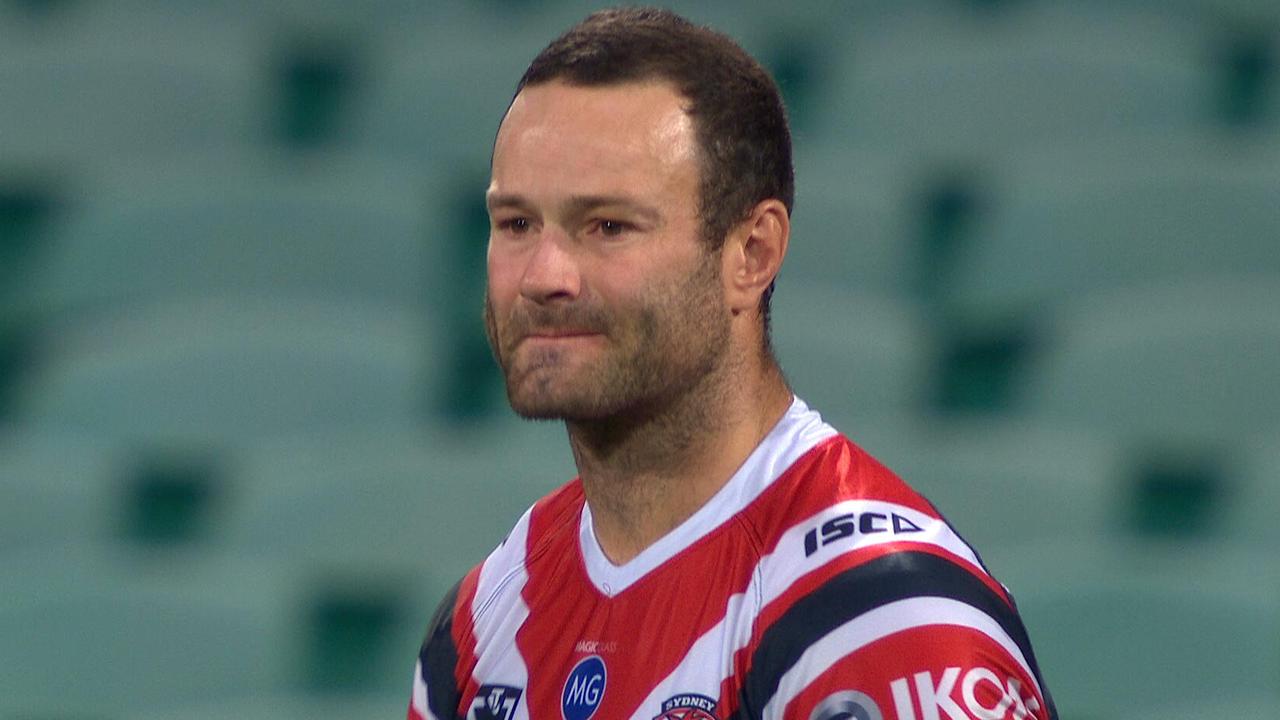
[890,667,1042,720]
[654,692,719,720]
[472,684,522,720]
[562,655,607,720]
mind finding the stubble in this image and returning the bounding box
[483,251,730,431]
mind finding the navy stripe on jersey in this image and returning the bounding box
[731,551,1057,720]
[419,580,463,720]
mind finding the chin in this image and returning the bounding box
[505,382,631,422]
[507,395,603,422]
[509,406,573,421]
[502,366,602,421]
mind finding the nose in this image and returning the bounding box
[519,228,581,304]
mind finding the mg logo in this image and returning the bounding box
[562,655,607,720]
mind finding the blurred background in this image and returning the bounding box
[1,0,1277,718]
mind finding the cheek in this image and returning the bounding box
[486,246,524,305]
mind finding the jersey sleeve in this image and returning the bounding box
[780,622,1050,720]
[733,551,1057,720]
[408,579,466,720]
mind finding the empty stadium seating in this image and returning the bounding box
[0,545,299,717]
[817,4,1218,158]
[1227,432,1280,546]
[0,428,125,552]
[3,1,1279,717]
[949,156,1280,326]
[14,297,439,445]
[0,19,261,167]
[786,145,925,297]
[869,420,1128,553]
[1013,278,1280,443]
[1003,537,1280,719]
[22,153,444,317]
[215,420,574,584]
[770,283,934,421]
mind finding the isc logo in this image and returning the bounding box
[889,667,1041,720]
[562,655,607,720]
[803,511,925,557]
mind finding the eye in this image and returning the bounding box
[596,219,630,237]
[496,217,531,235]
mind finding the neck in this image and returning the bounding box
[568,357,792,565]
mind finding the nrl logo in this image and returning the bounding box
[654,693,719,720]
[472,684,523,720]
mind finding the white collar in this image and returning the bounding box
[578,396,838,596]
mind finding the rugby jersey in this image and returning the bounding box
[409,397,1057,720]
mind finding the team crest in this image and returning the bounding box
[472,684,523,720]
[654,693,719,720]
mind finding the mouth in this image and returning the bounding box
[516,329,604,349]
[527,329,599,339]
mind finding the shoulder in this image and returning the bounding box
[477,477,584,593]
[730,431,1057,719]
[451,476,586,627]
[410,477,585,718]
[741,432,952,559]
[739,427,1013,638]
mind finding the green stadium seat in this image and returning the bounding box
[1210,25,1280,130]
[995,537,1280,719]
[1227,433,1280,546]
[817,5,1215,158]
[770,283,933,422]
[354,0,959,167]
[0,429,124,554]
[187,0,428,36]
[0,425,251,556]
[1013,278,1280,444]
[216,420,574,586]
[350,27,547,168]
[785,146,922,298]
[0,25,259,167]
[0,545,299,718]
[209,420,574,691]
[13,296,438,445]
[863,420,1127,554]
[0,173,63,309]
[25,154,443,317]
[1174,0,1280,24]
[949,158,1280,327]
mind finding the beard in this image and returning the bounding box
[484,253,731,423]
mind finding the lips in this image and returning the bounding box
[525,329,599,339]
[512,327,605,360]
[500,306,610,353]
[518,330,603,350]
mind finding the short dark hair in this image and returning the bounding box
[511,6,794,324]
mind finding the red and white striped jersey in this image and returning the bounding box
[408,398,1057,720]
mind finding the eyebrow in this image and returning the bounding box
[486,192,663,226]
[486,192,536,215]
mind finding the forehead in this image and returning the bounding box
[490,80,699,202]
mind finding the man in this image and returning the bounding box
[410,8,1056,720]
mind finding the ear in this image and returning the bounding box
[722,198,789,316]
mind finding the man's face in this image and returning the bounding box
[484,80,731,421]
